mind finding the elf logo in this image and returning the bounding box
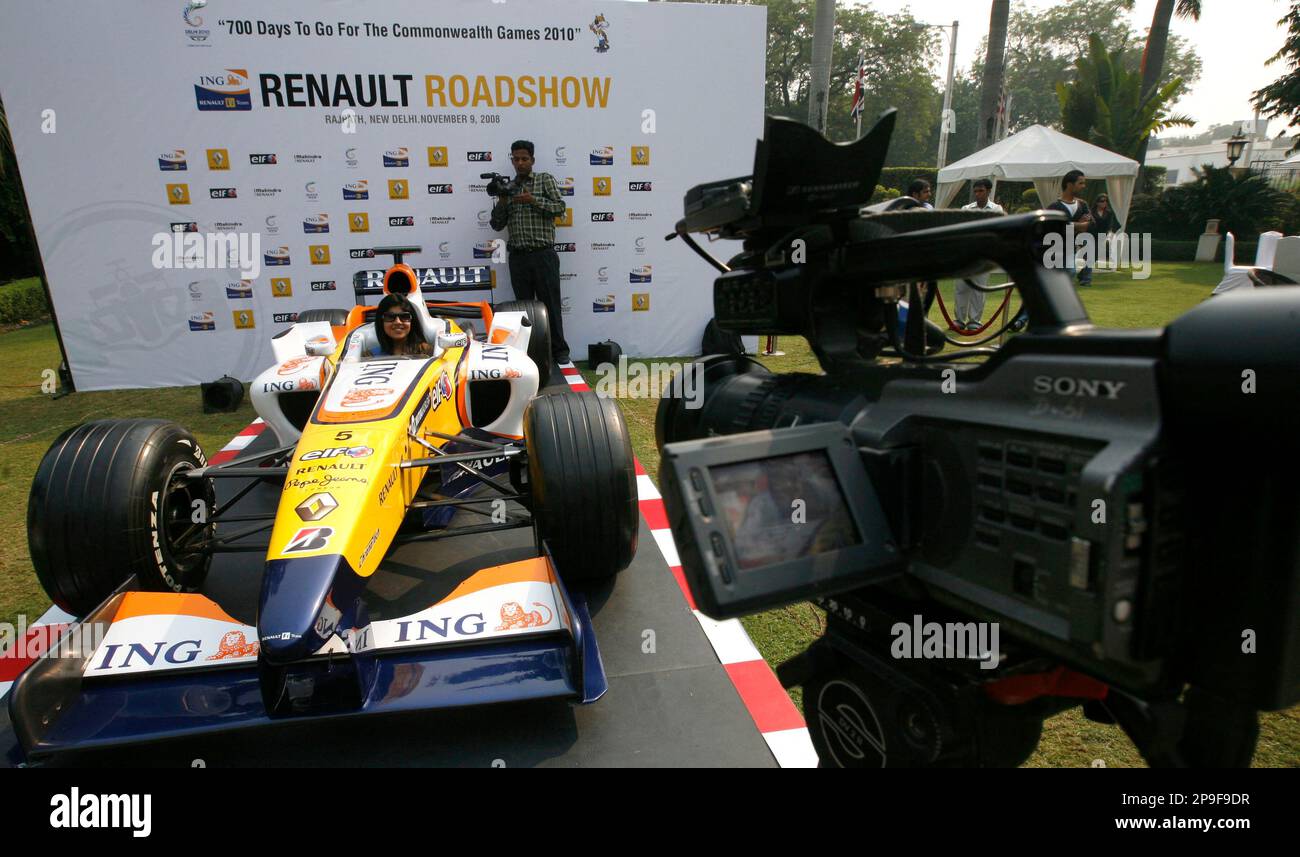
[628,181,652,191]
[300,445,373,461]
[350,248,375,259]
[389,216,415,227]
[311,280,337,291]
[554,242,576,252]
[427,184,454,194]
[591,212,615,222]
[249,153,278,165]
[273,312,299,323]
[209,187,237,199]
[466,151,492,162]
[284,526,334,553]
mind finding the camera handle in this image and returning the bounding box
[843,211,1089,333]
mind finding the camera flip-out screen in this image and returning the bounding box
[661,422,904,618]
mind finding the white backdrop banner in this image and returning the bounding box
[0,0,765,390]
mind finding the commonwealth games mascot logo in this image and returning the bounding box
[589,14,610,53]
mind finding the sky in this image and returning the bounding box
[845,0,1292,136]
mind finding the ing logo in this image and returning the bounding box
[206,631,259,660]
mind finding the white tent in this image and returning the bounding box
[1281,152,1300,166]
[936,125,1140,227]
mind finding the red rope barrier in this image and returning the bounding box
[934,285,1011,337]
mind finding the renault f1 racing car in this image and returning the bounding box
[13,247,638,762]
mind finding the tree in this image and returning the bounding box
[973,0,1201,132]
[976,1,1010,151]
[718,0,942,162]
[1130,165,1292,240]
[1057,34,1193,159]
[1124,0,1202,171]
[1253,2,1300,148]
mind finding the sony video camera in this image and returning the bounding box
[657,112,1300,767]
[481,171,519,198]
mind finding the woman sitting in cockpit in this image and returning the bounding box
[372,293,433,357]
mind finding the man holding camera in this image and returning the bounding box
[489,140,571,364]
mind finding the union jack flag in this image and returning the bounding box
[850,54,867,119]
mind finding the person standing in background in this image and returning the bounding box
[1046,170,1093,286]
[957,179,1006,333]
[1088,193,1119,273]
[908,178,934,209]
[489,139,571,364]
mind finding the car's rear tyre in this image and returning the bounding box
[524,391,637,583]
[296,308,350,326]
[495,299,552,387]
[27,419,216,617]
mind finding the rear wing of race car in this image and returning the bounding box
[352,245,496,305]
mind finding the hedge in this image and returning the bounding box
[1147,239,1256,263]
[0,277,51,325]
[880,167,938,194]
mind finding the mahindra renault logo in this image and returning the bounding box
[295,492,339,522]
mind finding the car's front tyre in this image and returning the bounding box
[27,419,215,616]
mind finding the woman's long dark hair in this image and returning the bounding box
[373,293,431,356]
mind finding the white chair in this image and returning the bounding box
[1256,231,1283,269]
[1270,236,1300,283]
[1213,232,1259,294]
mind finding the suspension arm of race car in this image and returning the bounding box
[405,435,522,497]
[186,443,298,479]
[390,518,533,544]
[179,519,276,553]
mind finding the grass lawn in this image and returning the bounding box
[1,261,1296,766]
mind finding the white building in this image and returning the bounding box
[1148,119,1298,186]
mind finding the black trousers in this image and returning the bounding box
[507,247,569,360]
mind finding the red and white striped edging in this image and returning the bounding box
[0,421,271,702]
[208,418,269,466]
[0,606,75,701]
[562,361,818,768]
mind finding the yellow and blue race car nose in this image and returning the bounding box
[258,554,367,664]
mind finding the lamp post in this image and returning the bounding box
[918,21,960,170]
[1226,130,1249,178]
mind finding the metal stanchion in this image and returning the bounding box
[762,335,785,357]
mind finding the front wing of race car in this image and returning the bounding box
[5,549,605,764]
